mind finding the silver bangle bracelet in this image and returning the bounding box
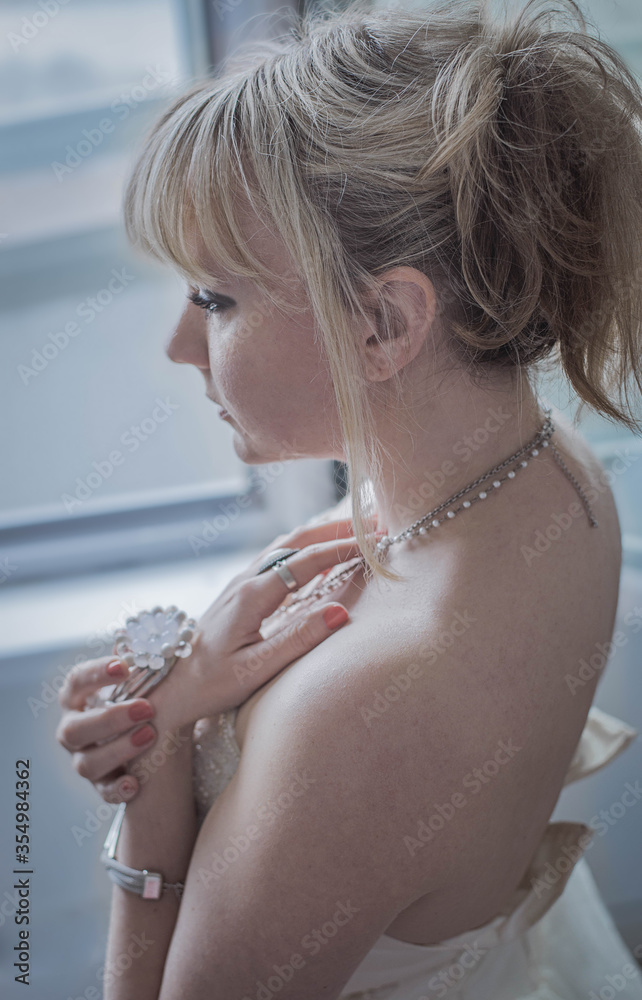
[101,802,185,901]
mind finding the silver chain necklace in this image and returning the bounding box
[272,407,598,618]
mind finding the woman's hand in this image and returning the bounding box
[56,655,172,803]
[56,516,382,805]
[151,516,382,728]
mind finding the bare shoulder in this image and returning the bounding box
[232,609,513,901]
[228,410,627,941]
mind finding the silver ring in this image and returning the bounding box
[256,548,300,575]
[271,560,298,591]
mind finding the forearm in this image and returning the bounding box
[102,718,198,1000]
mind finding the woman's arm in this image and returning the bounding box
[102,715,197,1000]
[153,636,457,1000]
[56,520,371,995]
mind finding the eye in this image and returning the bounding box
[187,287,233,314]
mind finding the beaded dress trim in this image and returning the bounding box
[192,709,241,827]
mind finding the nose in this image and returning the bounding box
[165,302,209,369]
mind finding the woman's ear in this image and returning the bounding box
[361,266,437,383]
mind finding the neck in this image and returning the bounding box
[369,370,545,536]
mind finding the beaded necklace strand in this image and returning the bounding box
[271,407,598,619]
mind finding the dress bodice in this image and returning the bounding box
[191,705,641,999]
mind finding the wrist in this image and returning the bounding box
[127,713,194,795]
[143,638,229,730]
[114,719,198,885]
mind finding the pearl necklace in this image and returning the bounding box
[272,407,598,618]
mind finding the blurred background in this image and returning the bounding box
[0,0,641,995]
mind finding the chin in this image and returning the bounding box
[227,416,326,464]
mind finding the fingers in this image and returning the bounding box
[58,656,129,711]
[238,528,386,625]
[236,602,351,690]
[254,515,379,568]
[70,722,157,784]
[94,771,140,805]
[55,698,155,752]
[56,696,157,803]
[56,657,151,805]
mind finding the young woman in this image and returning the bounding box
[56,0,642,996]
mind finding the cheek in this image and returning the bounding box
[207,323,248,403]
[209,312,337,435]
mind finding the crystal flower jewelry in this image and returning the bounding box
[108,606,198,702]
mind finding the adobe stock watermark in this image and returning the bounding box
[17,267,135,385]
[126,725,192,789]
[360,609,477,727]
[83,601,145,661]
[196,769,316,888]
[417,935,488,997]
[60,397,179,513]
[212,0,244,20]
[51,66,175,181]
[28,598,142,718]
[0,556,18,583]
[239,900,359,1000]
[589,947,642,1000]
[564,605,642,695]
[97,931,156,991]
[65,932,157,1000]
[393,406,513,522]
[521,448,640,566]
[0,879,36,930]
[230,585,348,690]
[188,460,293,556]
[403,737,522,857]
[7,0,71,53]
[69,726,192,850]
[71,800,118,848]
[531,778,642,899]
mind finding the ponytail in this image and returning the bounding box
[413,0,642,430]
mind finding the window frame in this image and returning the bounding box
[0,0,338,587]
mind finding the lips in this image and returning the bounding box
[207,391,232,419]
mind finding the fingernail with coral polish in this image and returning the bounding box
[324,605,349,630]
[128,701,154,722]
[106,660,126,677]
[131,725,155,747]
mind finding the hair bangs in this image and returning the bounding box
[123,80,281,296]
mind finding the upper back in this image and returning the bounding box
[378,408,623,939]
[234,407,623,942]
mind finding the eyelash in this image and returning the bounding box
[187,288,230,314]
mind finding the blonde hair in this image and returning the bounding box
[124,0,642,583]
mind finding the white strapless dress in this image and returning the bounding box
[191,704,642,999]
